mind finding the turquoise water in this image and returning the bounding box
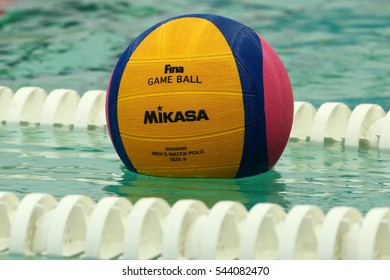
[0,0,389,213]
[1,0,389,109]
[0,126,389,213]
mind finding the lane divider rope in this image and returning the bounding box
[1,86,389,151]
[0,192,389,260]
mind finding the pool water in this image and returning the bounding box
[0,0,389,214]
[0,126,389,213]
[1,0,389,109]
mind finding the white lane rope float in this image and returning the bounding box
[0,192,389,260]
[1,86,389,151]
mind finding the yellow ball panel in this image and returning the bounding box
[117,17,245,177]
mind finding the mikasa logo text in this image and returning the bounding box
[144,106,209,124]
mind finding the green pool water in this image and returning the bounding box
[0,0,389,213]
[0,126,389,213]
[1,0,389,109]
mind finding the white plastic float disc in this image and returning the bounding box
[162,199,208,259]
[278,205,324,259]
[357,208,390,260]
[290,101,316,140]
[310,102,351,144]
[239,203,285,260]
[46,195,95,258]
[40,89,80,127]
[379,111,390,151]
[318,207,362,259]
[184,214,208,260]
[73,90,106,128]
[200,201,247,260]
[84,197,131,260]
[345,104,385,149]
[9,193,57,255]
[6,87,47,125]
[123,198,170,260]
[0,192,20,251]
